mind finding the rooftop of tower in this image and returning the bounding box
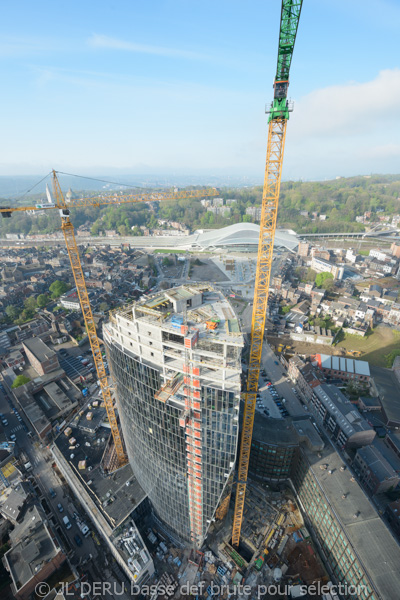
[112,284,244,347]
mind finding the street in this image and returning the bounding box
[0,384,99,564]
[238,281,306,418]
[260,344,305,417]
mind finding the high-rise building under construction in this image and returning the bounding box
[103,285,243,547]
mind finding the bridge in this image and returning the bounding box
[299,226,400,240]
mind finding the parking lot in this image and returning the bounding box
[255,369,290,420]
[57,346,105,383]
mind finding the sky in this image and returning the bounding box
[1,0,400,182]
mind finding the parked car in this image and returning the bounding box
[49,488,56,498]
[57,503,64,513]
[74,534,83,546]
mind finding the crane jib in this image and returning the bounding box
[266,0,303,122]
[275,0,303,84]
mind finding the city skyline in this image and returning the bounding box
[1,0,400,179]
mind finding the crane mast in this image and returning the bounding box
[1,172,216,467]
[52,171,128,465]
[231,0,303,548]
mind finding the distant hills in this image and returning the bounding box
[1,173,400,239]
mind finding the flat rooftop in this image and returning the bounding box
[371,365,400,425]
[111,516,152,580]
[54,416,146,529]
[23,337,56,362]
[5,505,61,592]
[301,439,400,599]
[35,382,77,419]
[252,412,324,452]
[125,284,244,347]
[17,392,51,435]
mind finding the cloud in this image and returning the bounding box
[0,36,50,58]
[290,69,400,138]
[358,143,400,159]
[87,34,209,61]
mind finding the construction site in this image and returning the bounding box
[119,481,330,600]
[2,1,400,600]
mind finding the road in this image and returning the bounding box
[238,283,306,419]
[260,344,305,417]
[0,381,137,596]
[0,383,99,564]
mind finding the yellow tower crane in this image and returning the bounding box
[231,0,303,548]
[1,170,216,467]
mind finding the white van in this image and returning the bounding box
[63,515,72,530]
[78,521,90,537]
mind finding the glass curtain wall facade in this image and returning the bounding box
[250,438,297,482]
[105,345,191,540]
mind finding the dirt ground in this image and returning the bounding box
[189,258,229,283]
[336,326,400,368]
[267,335,340,359]
[285,539,327,585]
[268,326,400,368]
[356,276,400,291]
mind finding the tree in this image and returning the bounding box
[5,305,20,321]
[315,271,334,288]
[280,305,292,315]
[99,302,109,312]
[162,257,172,267]
[305,268,317,282]
[321,277,335,291]
[117,224,129,236]
[91,220,102,236]
[131,226,143,236]
[11,375,31,389]
[16,309,35,324]
[37,294,49,308]
[24,297,37,312]
[49,280,70,299]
